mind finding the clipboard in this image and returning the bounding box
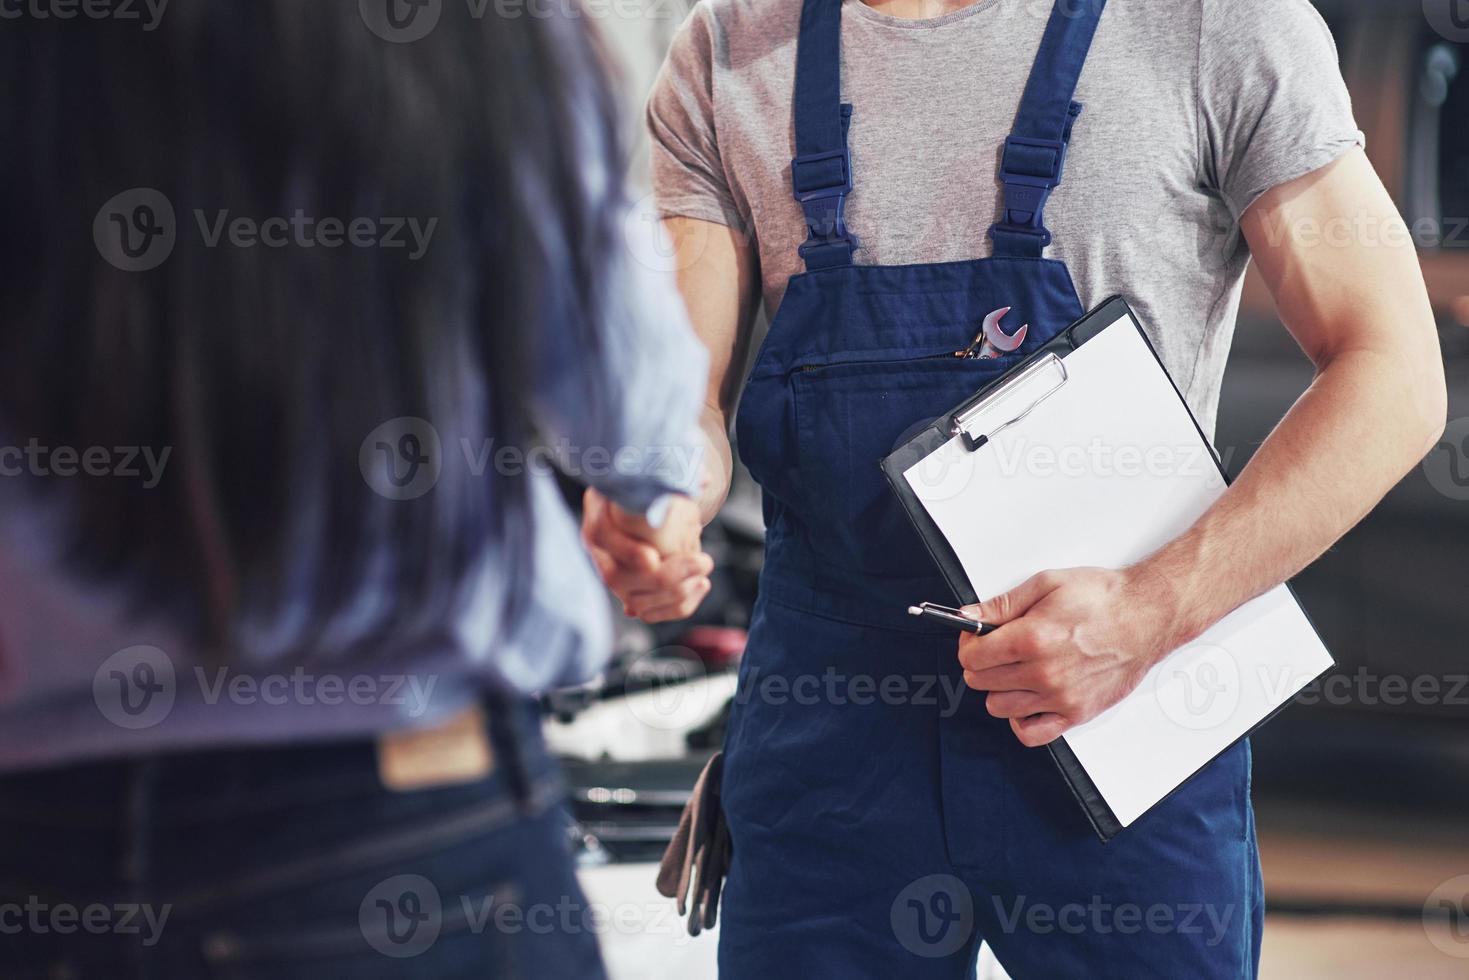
[881,296,1335,842]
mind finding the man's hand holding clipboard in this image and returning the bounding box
[953,568,1187,749]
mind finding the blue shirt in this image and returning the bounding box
[0,214,709,771]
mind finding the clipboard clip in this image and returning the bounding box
[951,352,1069,452]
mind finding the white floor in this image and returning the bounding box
[577,864,718,980]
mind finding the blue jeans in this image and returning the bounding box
[0,699,606,979]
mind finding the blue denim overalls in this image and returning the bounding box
[721,1,1263,976]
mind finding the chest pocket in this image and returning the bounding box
[791,354,1014,578]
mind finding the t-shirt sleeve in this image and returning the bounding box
[646,4,740,228]
[1197,0,1364,220]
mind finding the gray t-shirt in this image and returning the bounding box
[648,0,1362,435]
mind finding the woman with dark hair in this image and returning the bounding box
[0,3,709,977]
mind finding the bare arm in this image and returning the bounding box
[1139,148,1446,640]
[666,216,763,523]
[960,149,1448,746]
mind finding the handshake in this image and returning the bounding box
[581,487,714,623]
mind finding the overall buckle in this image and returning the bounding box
[991,135,1069,247]
[792,149,854,263]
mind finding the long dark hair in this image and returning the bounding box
[0,2,623,664]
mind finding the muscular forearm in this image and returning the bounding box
[1132,153,1447,653]
[1134,345,1446,651]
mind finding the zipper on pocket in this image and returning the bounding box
[796,349,975,376]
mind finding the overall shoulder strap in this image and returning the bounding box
[990,0,1107,259]
[791,0,856,272]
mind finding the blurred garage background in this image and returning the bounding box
[556,1,1469,977]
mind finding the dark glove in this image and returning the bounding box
[656,751,731,936]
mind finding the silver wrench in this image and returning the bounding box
[957,306,1029,360]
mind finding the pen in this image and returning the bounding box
[906,602,996,635]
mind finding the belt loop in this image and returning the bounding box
[484,689,533,814]
[122,758,158,916]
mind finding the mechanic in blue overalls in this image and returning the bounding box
[583,0,1446,976]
